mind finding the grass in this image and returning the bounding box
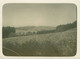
[3,28,77,56]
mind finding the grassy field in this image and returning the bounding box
[3,28,77,56]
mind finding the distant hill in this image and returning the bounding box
[15,20,77,35]
[2,20,77,38]
[15,26,56,34]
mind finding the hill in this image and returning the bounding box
[3,28,77,56]
[15,20,77,36]
[15,26,56,35]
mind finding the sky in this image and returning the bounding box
[3,3,77,27]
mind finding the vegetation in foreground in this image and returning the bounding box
[3,28,77,56]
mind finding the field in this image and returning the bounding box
[3,28,77,56]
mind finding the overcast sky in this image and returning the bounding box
[3,3,77,27]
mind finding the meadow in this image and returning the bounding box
[3,28,77,56]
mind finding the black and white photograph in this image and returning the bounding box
[2,3,77,56]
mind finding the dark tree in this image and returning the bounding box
[56,20,77,32]
[2,26,16,38]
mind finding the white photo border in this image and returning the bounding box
[0,0,80,59]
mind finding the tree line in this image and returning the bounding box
[2,26,16,38]
[2,20,77,38]
[56,20,77,32]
